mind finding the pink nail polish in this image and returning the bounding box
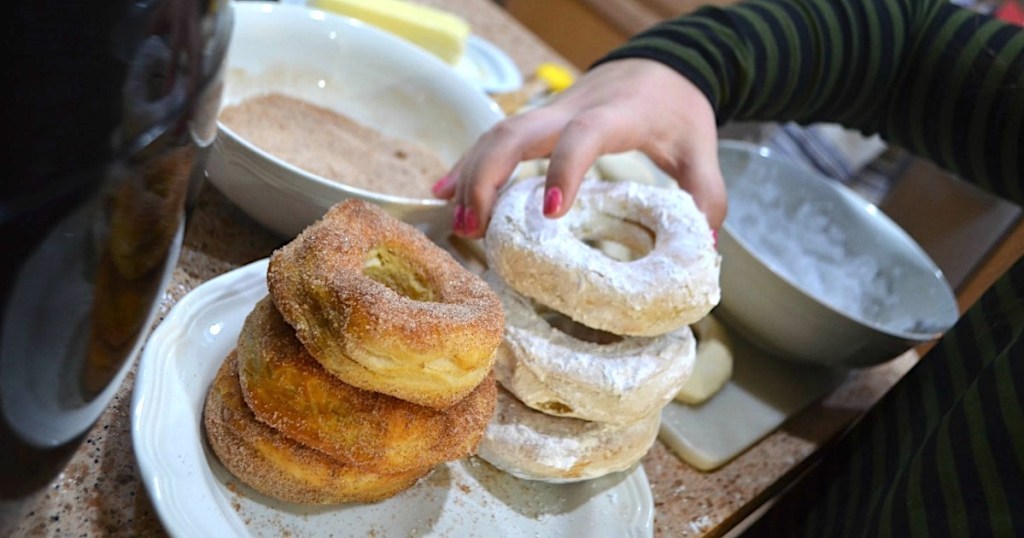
[431,174,454,196]
[453,204,465,232]
[543,187,563,216]
[711,228,718,249]
[463,207,479,234]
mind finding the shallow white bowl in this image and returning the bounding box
[715,140,959,368]
[206,2,503,239]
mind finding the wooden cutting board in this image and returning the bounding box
[659,318,847,471]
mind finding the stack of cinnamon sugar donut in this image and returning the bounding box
[476,176,721,483]
[202,199,504,504]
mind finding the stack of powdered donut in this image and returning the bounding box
[476,176,721,482]
[202,199,504,504]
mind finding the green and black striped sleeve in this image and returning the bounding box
[596,0,1024,206]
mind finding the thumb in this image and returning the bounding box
[677,159,727,231]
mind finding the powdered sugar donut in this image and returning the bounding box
[485,176,720,337]
[485,271,695,425]
[477,387,661,483]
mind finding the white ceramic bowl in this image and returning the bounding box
[206,2,503,239]
[715,140,959,368]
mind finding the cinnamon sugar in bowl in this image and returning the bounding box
[207,2,503,239]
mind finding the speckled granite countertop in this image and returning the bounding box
[8,1,918,536]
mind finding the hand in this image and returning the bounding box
[432,58,727,239]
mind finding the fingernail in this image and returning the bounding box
[543,187,563,217]
[431,174,454,196]
[463,206,479,234]
[453,204,465,232]
[712,229,718,249]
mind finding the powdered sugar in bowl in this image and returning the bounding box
[714,141,958,368]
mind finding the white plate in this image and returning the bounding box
[132,259,654,537]
[284,0,521,93]
[454,35,523,93]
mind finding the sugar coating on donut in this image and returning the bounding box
[203,352,433,504]
[485,176,720,337]
[268,199,504,409]
[236,296,497,473]
[485,271,695,425]
[477,388,661,483]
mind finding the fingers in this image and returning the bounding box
[677,158,728,230]
[449,111,566,238]
[655,129,726,230]
[645,143,727,231]
[430,158,463,199]
[542,109,622,218]
[439,58,726,239]
[634,71,726,230]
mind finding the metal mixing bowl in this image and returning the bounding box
[715,140,959,367]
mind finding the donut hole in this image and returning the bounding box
[540,309,623,346]
[362,247,435,302]
[578,216,655,262]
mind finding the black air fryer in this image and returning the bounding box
[2,0,233,530]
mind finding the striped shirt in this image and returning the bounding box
[599,1,1024,535]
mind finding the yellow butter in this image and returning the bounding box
[312,0,470,64]
[674,316,734,405]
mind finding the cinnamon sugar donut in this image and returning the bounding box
[485,176,720,337]
[237,297,497,473]
[203,352,432,504]
[486,271,695,425]
[267,199,504,408]
[477,387,661,483]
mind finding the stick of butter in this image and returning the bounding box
[674,315,734,405]
[311,0,470,65]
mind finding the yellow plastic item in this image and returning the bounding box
[535,63,575,92]
[312,0,470,64]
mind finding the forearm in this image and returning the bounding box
[598,0,1024,202]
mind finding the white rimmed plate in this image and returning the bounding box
[454,35,523,93]
[131,259,654,537]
